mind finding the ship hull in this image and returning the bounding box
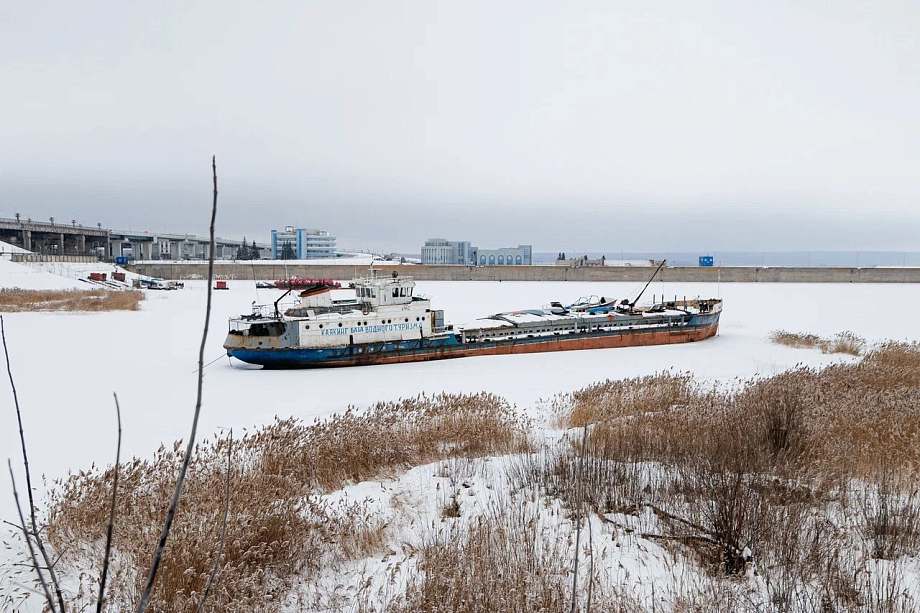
[228,313,720,369]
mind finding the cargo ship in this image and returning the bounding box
[224,267,721,369]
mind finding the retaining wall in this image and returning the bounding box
[126,263,920,283]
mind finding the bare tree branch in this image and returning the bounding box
[136,156,219,613]
[196,429,233,613]
[569,424,588,613]
[2,315,66,612]
[8,459,56,613]
[96,393,122,613]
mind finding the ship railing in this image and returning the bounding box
[231,304,285,322]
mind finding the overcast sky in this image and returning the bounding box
[1,1,919,252]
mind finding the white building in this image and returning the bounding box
[272,227,337,259]
[420,239,472,265]
[471,245,532,266]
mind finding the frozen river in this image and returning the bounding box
[1,280,918,532]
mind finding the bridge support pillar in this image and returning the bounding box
[22,230,31,251]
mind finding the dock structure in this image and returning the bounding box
[106,230,271,261]
[0,217,108,256]
[0,217,269,260]
[128,262,920,283]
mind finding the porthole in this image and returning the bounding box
[405,318,409,322]
[387,319,391,323]
[319,324,323,329]
[422,316,425,321]
[305,325,310,329]
[338,323,343,327]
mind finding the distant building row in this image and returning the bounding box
[421,239,532,266]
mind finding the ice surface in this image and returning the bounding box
[1,279,919,602]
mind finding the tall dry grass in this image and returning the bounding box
[0,289,144,312]
[770,329,866,355]
[45,393,530,612]
[33,344,920,612]
[387,493,577,613]
[520,342,920,608]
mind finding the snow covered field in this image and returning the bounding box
[1,278,919,609]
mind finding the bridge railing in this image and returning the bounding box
[11,254,99,263]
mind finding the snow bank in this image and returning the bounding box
[0,258,84,290]
[0,239,31,256]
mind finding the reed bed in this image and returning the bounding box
[516,342,920,609]
[0,288,144,312]
[388,494,578,613]
[770,329,866,355]
[32,345,920,612]
[44,393,530,612]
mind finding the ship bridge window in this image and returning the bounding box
[248,322,285,336]
[393,288,399,298]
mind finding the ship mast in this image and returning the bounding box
[629,260,667,308]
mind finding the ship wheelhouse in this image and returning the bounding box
[353,273,417,310]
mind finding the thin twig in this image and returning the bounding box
[586,494,594,612]
[8,460,55,612]
[96,393,122,613]
[2,315,66,612]
[136,156,219,613]
[569,424,588,613]
[197,429,233,613]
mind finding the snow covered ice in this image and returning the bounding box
[2,262,919,609]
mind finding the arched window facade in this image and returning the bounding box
[480,255,486,265]
[497,255,504,265]
[515,255,523,265]
[488,255,495,265]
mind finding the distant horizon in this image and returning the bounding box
[402,251,920,268]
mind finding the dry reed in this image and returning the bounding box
[44,393,530,612]
[33,344,920,612]
[522,341,920,607]
[0,289,144,312]
[769,329,866,355]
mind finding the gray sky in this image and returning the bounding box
[2,1,919,252]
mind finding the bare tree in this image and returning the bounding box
[2,315,66,612]
[136,156,219,613]
[96,394,123,613]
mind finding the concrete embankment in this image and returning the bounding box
[127,263,920,283]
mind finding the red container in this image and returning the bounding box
[89,272,107,282]
[112,272,126,282]
[215,281,228,290]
